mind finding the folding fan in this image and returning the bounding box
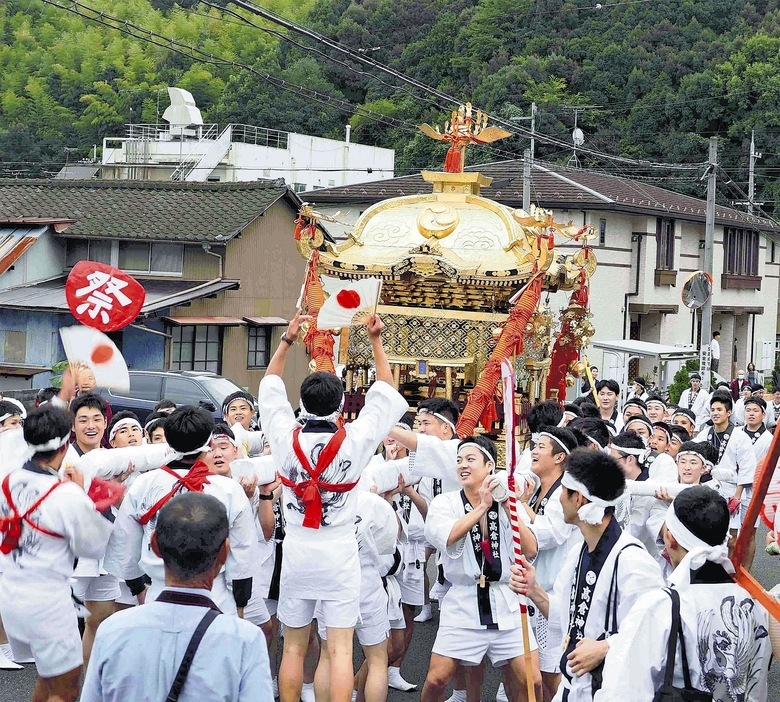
[317,277,383,331]
[60,325,130,392]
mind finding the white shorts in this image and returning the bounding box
[244,589,271,627]
[70,573,121,603]
[1,588,82,678]
[278,595,360,630]
[265,598,278,617]
[432,625,538,667]
[398,562,425,606]
[318,587,389,647]
[530,606,558,673]
[390,618,406,630]
[115,580,138,607]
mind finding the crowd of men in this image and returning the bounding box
[0,314,776,702]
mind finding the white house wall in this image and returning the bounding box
[0,230,64,291]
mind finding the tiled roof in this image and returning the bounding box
[303,159,780,232]
[0,179,300,242]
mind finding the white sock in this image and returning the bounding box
[301,681,315,702]
[445,690,467,702]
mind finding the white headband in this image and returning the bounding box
[561,471,623,525]
[28,433,70,453]
[653,425,672,441]
[144,417,164,433]
[537,431,571,455]
[396,421,412,431]
[665,503,734,586]
[0,413,13,424]
[457,442,496,468]
[557,413,574,427]
[211,432,240,449]
[299,396,344,424]
[625,417,653,431]
[647,399,667,409]
[181,441,212,456]
[109,418,142,442]
[418,408,457,434]
[676,450,714,470]
[3,398,26,419]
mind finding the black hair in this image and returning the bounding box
[70,393,107,419]
[672,407,696,424]
[528,400,564,433]
[573,398,601,418]
[0,400,22,419]
[590,365,598,371]
[669,425,691,443]
[713,331,720,337]
[418,398,460,425]
[35,387,59,406]
[221,390,256,416]
[23,405,72,460]
[211,422,236,440]
[652,421,673,438]
[612,430,646,453]
[645,394,667,407]
[164,406,215,454]
[623,415,653,433]
[457,435,497,465]
[744,396,767,412]
[537,425,578,454]
[565,449,625,502]
[709,391,733,412]
[672,485,729,547]
[155,493,229,580]
[677,441,718,467]
[623,397,647,412]
[144,411,168,425]
[299,371,344,417]
[750,384,765,393]
[154,399,177,412]
[632,377,646,388]
[595,379,620,396]
[715,381,730,390]
[563,403,583,418]
[145,417,167,439]
[567,417,610,449]
[397,411,416,429]
[108,410,140,434]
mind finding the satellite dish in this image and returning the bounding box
[681,271,713,309]
[572,128,585,146]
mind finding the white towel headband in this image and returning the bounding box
[28,433,70,453]
[665,503,734,586]
[537,431,571,455]
[561,471,622,525]
[299,396,344,424]
[457,441,496,467]
[418,408,457,434]
[676,450,714,470]
[109,417,142,442]
[211,432,240,449]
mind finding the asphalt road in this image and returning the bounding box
[1,530,778,702]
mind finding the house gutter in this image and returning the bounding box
[624,233,643,339]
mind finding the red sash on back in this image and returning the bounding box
[0,474,64,554]
[278,425,357,529]
[139,461,212,526]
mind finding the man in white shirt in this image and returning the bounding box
[710,331,721,373]
[258,310,407,702]
[82,492,272,702]
[594,486,769,702]
[765,386,780,430]
[595,380,623,433]
[0,405,114,702]
[677,373,711,431]
[508,450,664,702]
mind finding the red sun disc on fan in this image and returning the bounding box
[336,289,362,309]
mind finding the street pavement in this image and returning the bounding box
[1,527,778,701]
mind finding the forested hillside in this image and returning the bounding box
[4,0,780,208]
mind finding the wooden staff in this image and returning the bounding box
[501,359,536,702]
[582,355,598,404]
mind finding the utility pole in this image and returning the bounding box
[700,136,717,390]
[523,149,531,212]
[748,129,762,215]
[510,102,537,163]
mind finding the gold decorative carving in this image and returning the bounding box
[417,203,460,239]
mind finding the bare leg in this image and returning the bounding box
[389,603,415,671]
[315,636,332,702]
[421,653,459,702]
[541,672,561,702]
[463,663,484,702]
[279,623,311,702]
[745,530,757,571]
[362,639,389,702]
[32,666,81,702]
[326,627,357,702]
[355,660,368,702]
[82,600,114,671]
[503,652,543,702]
[304,625,320,684]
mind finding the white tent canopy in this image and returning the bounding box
[591,339,699,400]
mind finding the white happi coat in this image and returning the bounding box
[679,389,712,430]
[646,451,679,484]
[258,375,407,603]
[743,426,773,464]
[425,490,531,631]
[549,522,664,702]
[393,475,432,592]
[694,426,757,500]
[355,491,398,616]
[410,434,460,494]
[595,572,770,702]
[0,464,113,642]
[103,466,260,614]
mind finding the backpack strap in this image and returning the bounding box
[603,543,642,636]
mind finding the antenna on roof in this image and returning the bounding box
[569,109,584,169]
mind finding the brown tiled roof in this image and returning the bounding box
[0,179,301,242]
[303,159,780,232]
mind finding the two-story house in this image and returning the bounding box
[302,158,780,387]
[0,179,313,396]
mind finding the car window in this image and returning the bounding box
[199,377,245,406]
[164,376,209,405]
[122,374,163,402]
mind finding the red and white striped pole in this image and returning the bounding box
[501,359,536,702]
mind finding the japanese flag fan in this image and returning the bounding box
[60,325,130,392]
[317,277,383,331]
